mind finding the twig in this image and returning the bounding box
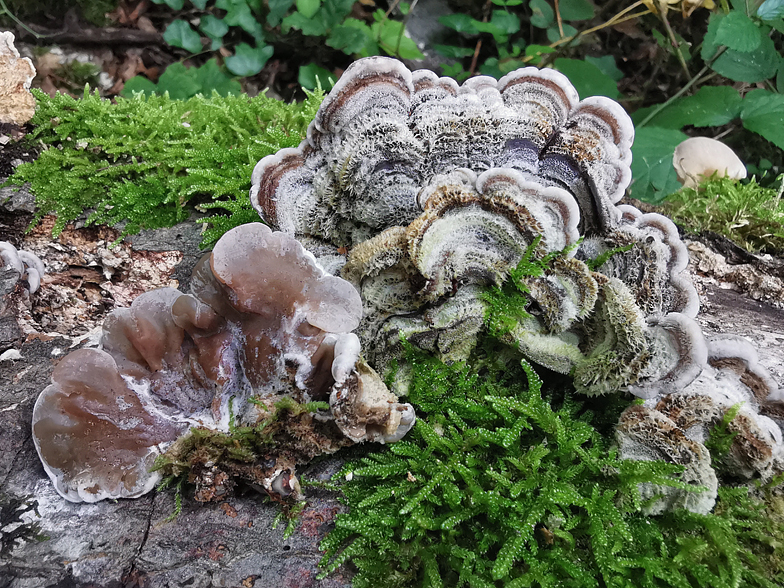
[660,9,691,80]
[545,9,651,52]
[554,0,565,39]
[0,0,53,39]
[469,0,493,76]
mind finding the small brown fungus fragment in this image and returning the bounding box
[0,32,36,125]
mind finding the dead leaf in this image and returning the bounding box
[136,16,156,34]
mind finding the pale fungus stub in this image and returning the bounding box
[0,32,36,125]
[0,241,45,294]
[32,223,415,503]
[673,136,747,188]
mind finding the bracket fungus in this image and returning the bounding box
[32,223,414,503]
[250,56,784,510]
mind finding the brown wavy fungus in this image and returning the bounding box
[32,223,414,502]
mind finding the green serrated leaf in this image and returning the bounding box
[163,19,203,54]
[585,55,623,82]
[298,63,336,91]
[559,0,594,21]
[282,11,328,35]
[267,0,295,26]
[741,89,784,150]
[632,85,743,129]
[434,44,476,58]
[630,127,688,203]
[715,11,761,52]
[553,58,619,99]
[327,24,369,54]
[224,43,274,76]
[190,0,208,8]
[529,0,554,28]
[199,15,230,39]
[296,0,321,19]
[703,13,780,82]
[438,13,480,35]
[758,0,784,19]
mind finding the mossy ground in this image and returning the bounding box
[5,89,784,588]
[663,175,784,254]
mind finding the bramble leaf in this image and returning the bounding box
[715,11,761,52]
[163,19,203,54]
[740,89,784,150]
[559,0,594,21]
[702,13,779,82]
[632,85,743,129]
[629,127,688,203]
[758,0,784,19]
[224,43,274,76]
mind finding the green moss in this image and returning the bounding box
[5,87,323,246]
[319,341,783,588]
[662,176,784,254]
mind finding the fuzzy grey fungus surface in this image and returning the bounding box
[32,223,415,503]
[251,56,784,513]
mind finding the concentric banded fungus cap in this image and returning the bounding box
[32,349,183,502]
[250,56,635,245]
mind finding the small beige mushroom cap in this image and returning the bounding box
[673,136,747,188]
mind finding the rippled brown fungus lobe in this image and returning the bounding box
[32,223,415,503]
[32,349,183,502]
[673,137,747,189]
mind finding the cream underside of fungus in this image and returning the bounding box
[32,223,415,503]
[249,57,784,514]
[673,136,747,188]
